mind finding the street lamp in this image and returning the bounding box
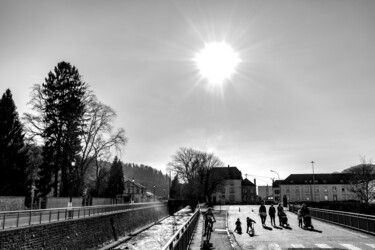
[153,185,156,202]
[70,161,76,203]
[163,188,166,199]
[311,161,315,202]
[271,170,281,204]
[132,177,135,203]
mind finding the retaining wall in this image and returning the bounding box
[0,204,169,250]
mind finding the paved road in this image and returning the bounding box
[215,205,375,250]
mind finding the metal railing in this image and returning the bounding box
[289,204,375,235]
[0,202,166,230]
[162,205,200,250]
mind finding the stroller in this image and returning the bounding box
[279,211,289,227]
[303,214,314,230]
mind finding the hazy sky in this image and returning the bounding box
[1,0,375,185]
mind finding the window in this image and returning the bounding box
[295,194,300,201]
[295,186,299,193]
[286,195,290,201]
[323,180,327,183]
[315,194,320,202]
[230,187,235,193]
[290,180,294,183]
[332,186,337,193]
[323,186,328,193]
[286,186,290,193]
[304,186,310,193]
[275,190,280,194]
[324,195,328,201]
[341,186,345,192]
[333,194,337,201]
[306,195,310,201]
[243,189,247,193]
[340,179,344,183]
[229,195,235,202]
[314,186,319,193]
[342,194,346,200]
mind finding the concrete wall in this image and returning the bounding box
[0,203,169,250]
[0,196,26,211]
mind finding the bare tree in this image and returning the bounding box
[76,93,127,193]
[343,157,375,204]
[168,147,224,202]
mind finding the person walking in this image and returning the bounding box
[277,203,284,226]
[259,201,267,226]
[269,204,276,226]
[297,208,303,227]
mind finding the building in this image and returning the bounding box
[258,185,273,202]
[210,166,242,204]
[280,173,357,203]
[272,180,283,204]
[123,179,146,203]
[242,178,257,204]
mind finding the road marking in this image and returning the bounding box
[291,244,305,248]
[269,243,282,250]
[316,244,332,248]
[340,244,362,250]
[367,244,375,248]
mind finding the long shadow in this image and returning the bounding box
[273,225,283,230]
[282,225,293,230]
[247,232,258,237]
[302,227,322,233]
[262,225,273,230]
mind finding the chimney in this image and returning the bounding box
[228,164,230,168]
[254,178,256,186]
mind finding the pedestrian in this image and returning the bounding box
[297,208,303,227]
[269,204,276,226]
[235,218,242,234]
[246,217,256,234]
[277,203,284,226]
[259,200,267,226]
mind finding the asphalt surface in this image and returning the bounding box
[215,205,375,250]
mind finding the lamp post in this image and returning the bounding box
[271,170,281,204]
[132,177,135,203]
[153,185,156,202]
[163,188,166,200]
[68,161,75,219]
[311,161,315,202]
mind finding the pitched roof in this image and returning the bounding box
[210,167,242,180]
[282,173,352,185]
[242,178,255,186]
[272,180,283,188]
[124,179,146,188]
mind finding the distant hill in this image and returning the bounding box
[122,163,170,196]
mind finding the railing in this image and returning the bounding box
[289,204,375,235]
[0,202,166,230]
[162,205,200,250]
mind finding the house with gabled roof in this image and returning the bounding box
[242,178,257,204]
[210,166,243,204]
[123,179,146,203]
[280,173,357,203]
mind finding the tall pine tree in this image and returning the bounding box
[106,157,125,198]
[0,89,29,195]
[36,62,86,197]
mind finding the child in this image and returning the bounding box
[235,218,242,234]
[246,217,256,234]
[297,209,302,227]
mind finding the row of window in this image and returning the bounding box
[287,193,347,201]
[284,185,345,193]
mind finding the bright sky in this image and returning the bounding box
[1,0,375,185]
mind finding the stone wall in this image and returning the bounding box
[0,203,169,250]
[0,196,26,211]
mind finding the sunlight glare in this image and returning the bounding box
[194,42,241,85]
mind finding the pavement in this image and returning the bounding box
[189,205,375,250]
[189,207,238,250]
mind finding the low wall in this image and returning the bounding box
[0,203,169,250]
[0,196,26,211]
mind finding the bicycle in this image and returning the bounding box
[205,219,215,241]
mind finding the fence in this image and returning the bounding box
[0,202,165,230]
[289,204,375,235]
[162,205,200,250]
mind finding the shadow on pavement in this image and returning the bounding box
[303,227,323,233]
[273,225,283,230]
[262,225,273,230]
[282,225,293,230]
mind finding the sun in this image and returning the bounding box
[194,42,241,85]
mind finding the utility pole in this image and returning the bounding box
[311,161,315,202]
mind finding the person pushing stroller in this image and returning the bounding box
[246,217,256,234]
[301,203,314,229]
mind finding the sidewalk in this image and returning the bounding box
[189,209,234,250]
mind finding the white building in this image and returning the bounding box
[280,173,357,203]
[211,166,242,204]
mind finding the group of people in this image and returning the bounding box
[258,201,287,227]
[204,202,312,238]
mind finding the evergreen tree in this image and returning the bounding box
[35,62,86,197]
[106,157,125,197]
[170,174,181,199]
[0,89,29,195]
